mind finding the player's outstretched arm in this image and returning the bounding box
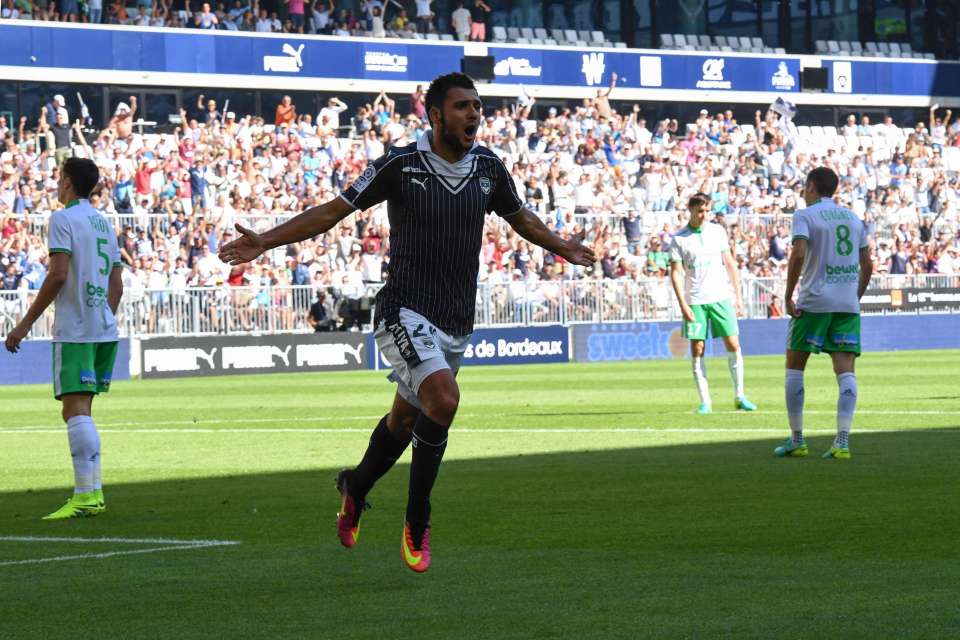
[219,196,355,265]
[505,209,596,267]
[4,253,68,353]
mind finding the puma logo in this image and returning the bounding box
[410,177,429,191]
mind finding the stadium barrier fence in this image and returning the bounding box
[3,275,960,341]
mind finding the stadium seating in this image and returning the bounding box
[815,39,932,59]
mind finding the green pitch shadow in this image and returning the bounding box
[1,429,960,640]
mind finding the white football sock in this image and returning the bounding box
[692,357,710,406]
[66,415,100,495]
[785,369,805,443]
[727,349,744,399]
[836,372,857,448]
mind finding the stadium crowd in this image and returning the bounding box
[2,86,960,330]
[0,0,492,40]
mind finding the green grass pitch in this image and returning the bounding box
[1,350,959,639]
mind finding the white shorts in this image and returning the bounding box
[375,307,471,410]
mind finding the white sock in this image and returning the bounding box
[93,449,102,492]
[836,372,857,448]
[785,369,805,443]
[692,357,710,406]
[66,415,100,495]
[727,349,745,399]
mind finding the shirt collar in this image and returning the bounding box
[417,130,478,160]
[686,224,703,234]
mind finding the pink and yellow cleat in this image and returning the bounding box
[335,469,366,548]
[401,520,431,573]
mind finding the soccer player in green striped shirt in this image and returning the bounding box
[776,167,872,459]
[668,193,757,414]
[4,158,124,518]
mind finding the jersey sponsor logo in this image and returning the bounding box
[85,281,108,307]
[351,165,377,193]
[826,263,859,284]
[479,177,491,194]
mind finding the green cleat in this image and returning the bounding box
[774,438,808,458]
[822,446,851,460]
[94,489,106,514]
[42,491,102,520]
[735,396,758,411]
[696,403,712,415]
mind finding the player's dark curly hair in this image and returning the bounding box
[806,166,839,198]
[62,157,100,198]
[688,192,711,211]
[425,72,477,121]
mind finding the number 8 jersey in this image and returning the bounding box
[790,198,869,314]
[47,199,123,342]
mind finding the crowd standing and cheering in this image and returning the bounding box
[0,0,495,39]
[2,86,959,330]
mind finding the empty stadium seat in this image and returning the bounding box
[660,33,675,48]
[751,36,763,48]
[515,37,529,44]
[521,27,535,40]
[698,34,711,47]
[507,26,521,41]
[534,27,549,41]
[551,28,566,43]
[492,26,507,42]
[440,34,454,41]
[614,42,626,48]
[564,29,579,44]
[739,36,752,50]
[714,35,727,47]
[590,31,606,46]
[815,40,828,53]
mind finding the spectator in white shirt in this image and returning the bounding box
[319,97,348,131]
[451,1,470,40]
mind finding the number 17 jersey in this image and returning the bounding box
[790,198,868,314]
[47,199,122,342]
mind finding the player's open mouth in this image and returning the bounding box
[464,124,478,138]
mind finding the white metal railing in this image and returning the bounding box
[3,274,957,339]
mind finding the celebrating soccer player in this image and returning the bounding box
[668,193,757,415]
[5,158,124,519]
[220,72,595,573]
[776,167,872,459]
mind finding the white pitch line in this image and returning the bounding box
[0,427,943,435]
[0,535,239,545]
[0,536,240,568]
[2,408,955,432]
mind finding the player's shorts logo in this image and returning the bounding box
[479,177,491,194]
